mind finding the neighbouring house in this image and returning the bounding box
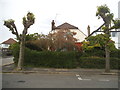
[1,38,17,55]
[111,1,120,49]
[111,27,120,49]
[1,38,17,49]
[51,20,87,50]
[108,1,120,49]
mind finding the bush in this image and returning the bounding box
[10,43,20,64]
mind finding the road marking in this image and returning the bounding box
[99,79,110,81]
[76,74,82,80]
[78,77,82,80]
[76,74,91,81]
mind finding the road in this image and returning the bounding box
[2,73,118,88]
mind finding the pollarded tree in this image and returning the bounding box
[96,5,120,72]
[4,12,35,70]
[96,5,113,73]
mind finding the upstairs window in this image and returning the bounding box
[111,32,117,37]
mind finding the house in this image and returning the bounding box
[110,1,120,49]
[111,28,120,49]
[51,20,87,43]
[50,20,87,51]
[1,38,17,54]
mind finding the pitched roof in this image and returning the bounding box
[55,22,78,29]
[2,38,17,44]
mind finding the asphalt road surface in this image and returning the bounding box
[2,73,118,88]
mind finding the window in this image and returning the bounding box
[3,44,10,48]
[118,47,120,49]
[111,32,117,37]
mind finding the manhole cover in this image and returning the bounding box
[18,80,25,83]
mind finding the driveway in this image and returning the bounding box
[1,57,14,66]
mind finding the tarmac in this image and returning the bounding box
[2,63,119,75]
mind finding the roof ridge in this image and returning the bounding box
[55,22,78,29]
[2,38,17,44]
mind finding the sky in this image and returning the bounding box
[0,0,120,43]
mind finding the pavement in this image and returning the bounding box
[2,63,119,75]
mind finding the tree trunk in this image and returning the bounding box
[17,34,25,70]
[105,25,110,73]
[105,44,110,73]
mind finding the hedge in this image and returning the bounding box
[110,50,120,58]
[13,47,77,68]
[11,43,120,69]
[78,57,120,69]
[82,49,105,57]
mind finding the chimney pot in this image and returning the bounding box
[51,20,55,31]
[87,25,90,36]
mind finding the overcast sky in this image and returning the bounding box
[0,0,119,43]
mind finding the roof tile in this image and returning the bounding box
[2,38,17,44]
[55,22,78,29]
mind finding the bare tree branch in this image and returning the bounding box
[87,23,105,38]
[4,19,20,41]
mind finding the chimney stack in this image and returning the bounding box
[87,25,90,36]
[51,20,56,31]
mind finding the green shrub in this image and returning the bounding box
[10,43,20,64]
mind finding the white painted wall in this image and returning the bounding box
[1,44,10,49]
[111,36,118,49]
[53,29,87,42]
[70,29,87,42]
[117,29,120,49]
